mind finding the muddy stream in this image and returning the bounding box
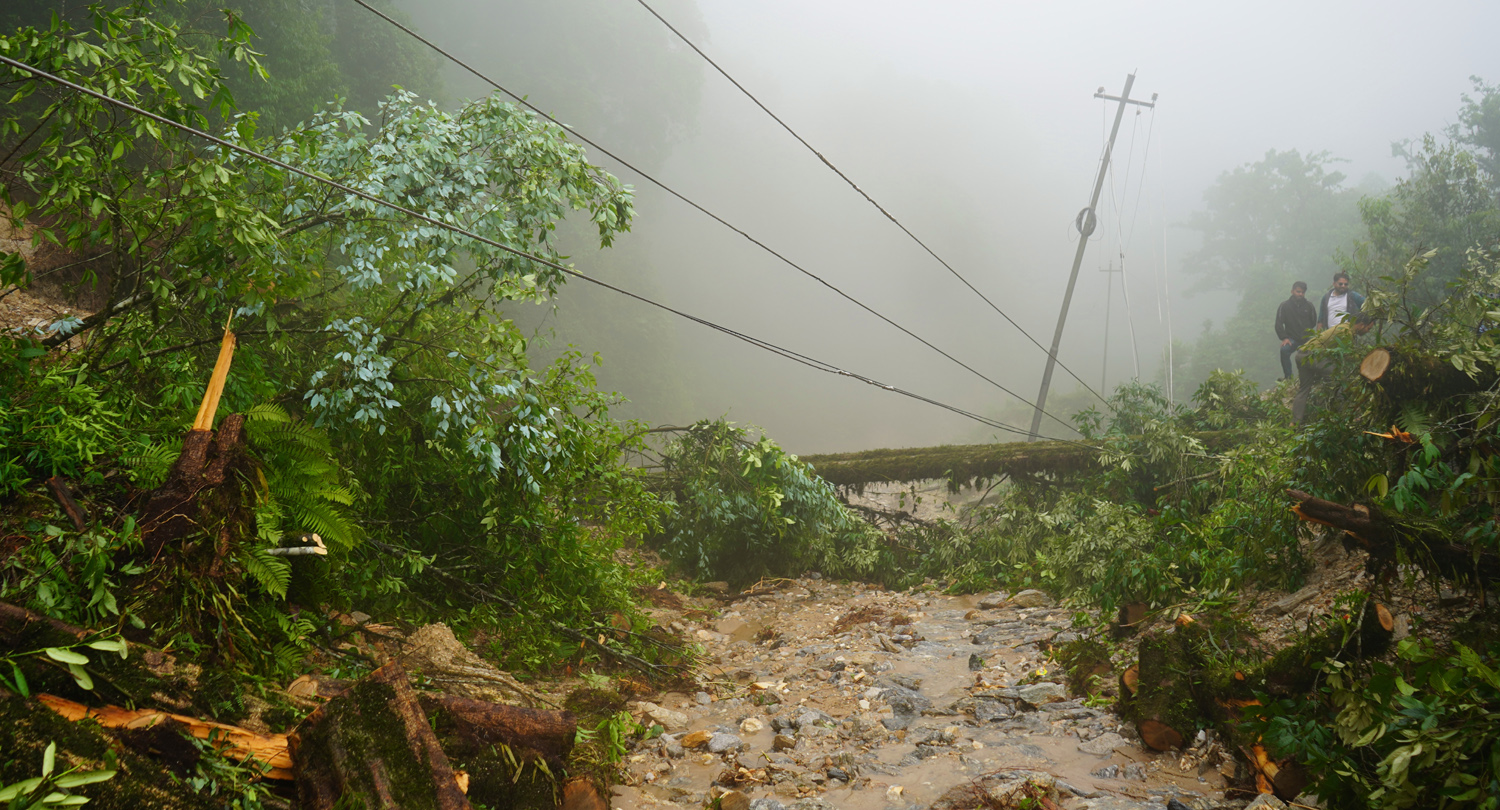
[616,578,1242,810]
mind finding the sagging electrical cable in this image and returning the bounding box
[0,54,1101,447]
[632,0,1114,411]
[344,0,1080,433]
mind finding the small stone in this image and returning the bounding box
[682,730,712,749]
[968,653,985,671]
[826,767,849,782]
[719,790,751,810]
[1245,794,1289,810]
[974,700,1013,722]
[977,592,1009,609]
[1077,731,1126,757]
[707,732,746,753]
[1090,764,1120,778]
[772,734,797,751]
[1017,682,1067,704]
[750,800,786,810]
[696,691,713,705]
[703,581,731,595]
[740,717,765,733]
[885,785,904,801]
[637,701,690,731]
[1011,589,1054,608]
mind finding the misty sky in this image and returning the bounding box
[398,0,1499,453]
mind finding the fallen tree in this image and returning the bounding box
[801,430,1252,488]
[1287,489,1500,584]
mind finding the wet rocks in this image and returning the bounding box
[1011,589,1055,608]
[636,701,689,731]
[1077,731,1128,757]
[1016,681,1067,704]
[707,732,746,754]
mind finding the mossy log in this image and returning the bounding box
[1288,489,1500,584]
[290,662,471,810]
[800,430,1252,488]
[1359,347,1493,401]
[419,694,577,767]
[1128,627,1202,750]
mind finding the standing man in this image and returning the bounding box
[1317,271,1364,330]
[1274,281,1317,380]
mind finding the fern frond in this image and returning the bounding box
[122,440,181,488]
[241,549,291,599]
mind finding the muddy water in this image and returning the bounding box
[616,580,1236,810]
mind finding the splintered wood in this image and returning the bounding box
[37,693,293,779]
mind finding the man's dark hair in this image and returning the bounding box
[1293,281,1307,292]
[1333,271,1350,283]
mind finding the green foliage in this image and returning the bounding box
[0,741,117,808]
[0,367,122,496]
[0,634,128,697]
[0,522,145,628]
[1250,639,1500,810]
[656,419,888,586]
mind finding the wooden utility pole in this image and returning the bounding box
[1028,73,1155,441]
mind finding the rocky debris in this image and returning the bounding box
[613,577,1254,810]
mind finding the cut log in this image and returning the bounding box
[1287,489,1500,584]
[1138,718,1184,752]
[1129,629,1201,751]
[1119,666,1139,698]
[559,778,608,810]
[37,694,293,779]
[290,662,470,810]
[1358,601,1396,657]
[1358,347,1491,402]
[418,695,576,767]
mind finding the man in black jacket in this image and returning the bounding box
[1275,281,1317,380]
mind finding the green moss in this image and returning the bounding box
[0,691,213,809]
[1055,638,1113,697]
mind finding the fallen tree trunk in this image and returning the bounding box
[800,430,1252,488]
[290,662,471,810]
[1359,347,1493,401]
[1287,489,1500,584]
[419,695,576,767]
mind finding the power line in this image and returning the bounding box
[0,54,1100,448]
[632,0,1112,409]
[342,0,1079,434]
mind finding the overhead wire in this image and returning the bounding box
[630,0,1113,410]
[345,0,1080,435]
[0,54,1103,448]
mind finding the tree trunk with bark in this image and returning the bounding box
[1287,489,1500,584]
[290,662,472,810]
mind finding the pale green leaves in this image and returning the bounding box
[0,741,116,806]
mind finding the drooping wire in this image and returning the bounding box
[344,0,1080,433]
[0,54,1104,447]
[631,0,1113,409]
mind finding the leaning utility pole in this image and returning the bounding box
[1028,73,1155,441]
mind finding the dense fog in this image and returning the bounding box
[394,0,1498,453]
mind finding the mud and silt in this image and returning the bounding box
[617,579,1247,810]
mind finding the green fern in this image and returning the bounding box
[240,549,291,599]
[122,439,181,488]
[245,404,362,559]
